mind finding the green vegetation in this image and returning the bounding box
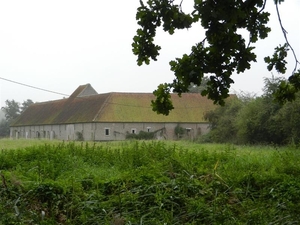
[125,131,155,140]
[1,99,34,137]
[75,131,84,141]
[203,76,300,145]
[1,139,300,224]
[174,124,185,139]
[0,139,61,150]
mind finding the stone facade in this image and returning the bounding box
[10,122,210,141]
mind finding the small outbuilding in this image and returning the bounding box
[10,84,217,141]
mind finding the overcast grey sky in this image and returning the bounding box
[0,0,299,108]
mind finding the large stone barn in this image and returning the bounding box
[10,84,217,141]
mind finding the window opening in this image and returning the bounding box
[131,128,136,134]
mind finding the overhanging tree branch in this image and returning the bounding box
[275,3,300,73]
[133,0,298,115]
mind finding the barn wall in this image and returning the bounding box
[92,122,210,141]
[93,122,166,141]
[10,124,64,140]
[10,122,210,141]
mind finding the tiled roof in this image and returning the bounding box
[11,85,218,126]
[68,83,98,99]
[96,93,215,123]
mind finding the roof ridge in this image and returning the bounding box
[32,98,67,105]
[92,93,112,121]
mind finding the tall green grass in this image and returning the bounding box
[0,138,62,150]
[0,140,299,224]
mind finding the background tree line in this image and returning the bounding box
[203,76,300,145]
[0,99,33,137]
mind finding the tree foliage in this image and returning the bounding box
[1,100,21,122]
[21,99,34,113]
[236,96,283,144]
[133,0,299,115]
[274,93,300,144]
[204,76,300,145]
[1,99,34,123]
[0,119,9,137]
[188,76,209,93]
[204,96,243,143]
[0,99,34,137]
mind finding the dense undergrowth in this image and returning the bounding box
[0,140,300,224]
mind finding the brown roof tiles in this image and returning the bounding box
[11,85,218,126]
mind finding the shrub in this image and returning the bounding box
[126,130,155,140]
[174,124,185,139]
[75,131,84,141]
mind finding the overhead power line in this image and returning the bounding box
[0,77,69,97]
[0,77,206,110]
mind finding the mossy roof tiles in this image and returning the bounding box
[96,93,215,123]
[11,87,218,126]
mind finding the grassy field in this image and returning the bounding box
[0,139,300,224]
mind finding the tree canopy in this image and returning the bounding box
[1,99,34,123]
[204,76,300,145]
[132,0,300,115]
[0,99,34,137]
